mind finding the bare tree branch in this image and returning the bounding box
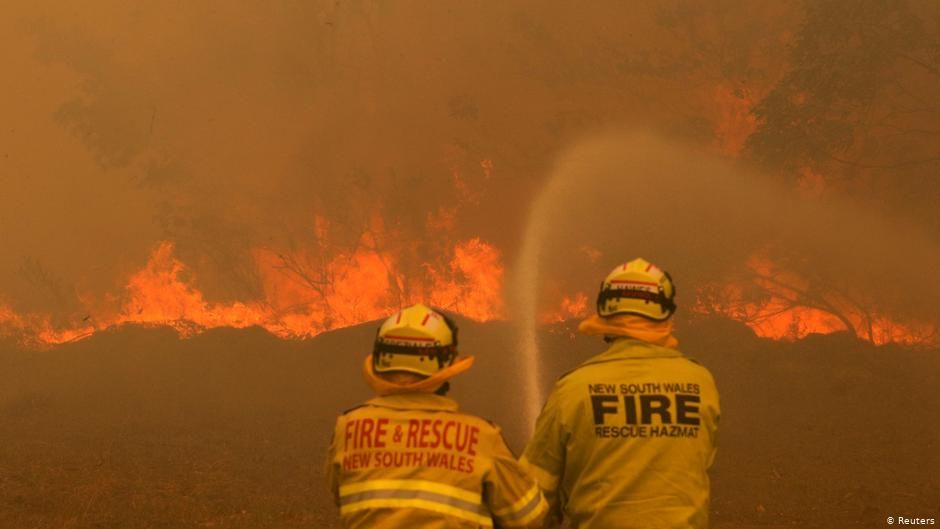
[749,269,859,338]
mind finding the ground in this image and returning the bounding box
[1,319,937,528]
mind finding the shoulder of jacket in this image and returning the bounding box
[678,358,719,388]
[680,353,714,369]
[556,363,587,384]
[682,355,703,365]
[453,411,501,431]
[680,355,716,375]
[340,404,368,416]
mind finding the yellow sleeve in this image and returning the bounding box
[520,388,567,524]
[483,428,549,528]
[325,416,342,505]
[705,377,721,469]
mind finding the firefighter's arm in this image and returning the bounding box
[700,371,720,469]
[520,389,567,526]
[483,429,549,528]
[706,384,721,469]
[324,417,342,505]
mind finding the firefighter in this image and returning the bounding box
[521,259,720,529]
[326,303,548,529]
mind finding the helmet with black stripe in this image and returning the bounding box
[596,258,677,320]
[372,303,459,377]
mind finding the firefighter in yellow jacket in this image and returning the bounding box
[521,259,720,529]
[326,303,548,529]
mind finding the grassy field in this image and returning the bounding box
[1,319,937,528]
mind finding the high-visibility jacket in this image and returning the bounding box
[327,392,548,529]
[521,338,720,529]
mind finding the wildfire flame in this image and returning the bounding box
[0,237,505,347]
[4,239,935,348]
[702,81,936,347]
[536,279,936,347]
[709,293,936,346]
[697,257,937,346]
[540,293,589,324]
[2,98,935,349]
[0,146,514,348]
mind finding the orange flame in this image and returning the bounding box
[0,235,505,347]
[540,293,590,324]
[0,144,510,348]
[697,257,938,347]
[701,289,937,346]
[118,242,267,335]
[0,303,96,345]
[427,238,505,321]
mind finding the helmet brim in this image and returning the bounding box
[362,354,474,396]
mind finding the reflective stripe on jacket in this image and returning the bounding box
[521,338,720,529]
[327,393,547,529]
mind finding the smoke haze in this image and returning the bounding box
[2,3,940,527]
[1,1,937,340]
[514,132,940,325]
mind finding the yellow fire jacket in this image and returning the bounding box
[521,338,720,529]
[327,393,548,529]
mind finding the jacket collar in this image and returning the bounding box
[366,392,460,413]
[581,337,685,367]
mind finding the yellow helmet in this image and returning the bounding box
[372,303,459,377]
[596,258,677,320]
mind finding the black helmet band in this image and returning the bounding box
[596,283,677,317]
